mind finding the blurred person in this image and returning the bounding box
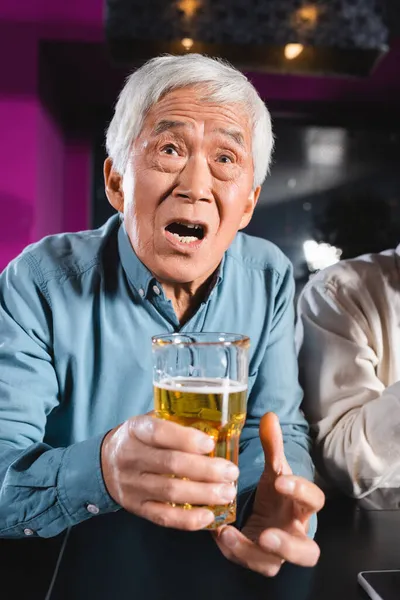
[297,245,400,507]
[0,54,323,580]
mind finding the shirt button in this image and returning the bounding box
[139,288,145,298]
[86,503,100,515]
[24,528,34,536]
[153,285,161,295]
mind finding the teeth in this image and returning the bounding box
[176,222,202,230]
[172,233,199,243]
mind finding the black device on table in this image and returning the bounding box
[358,570,400,600]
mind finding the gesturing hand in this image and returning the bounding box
[101,414,239,531]
[214,412,325,577]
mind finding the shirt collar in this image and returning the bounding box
[118,223,155,297]
[118,221,225,298]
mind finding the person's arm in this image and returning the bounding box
[297,273,400,499]
[0,254,118,539]
[237,263,316,536]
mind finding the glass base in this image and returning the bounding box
[204,501,236,530]
[171,500,236,529]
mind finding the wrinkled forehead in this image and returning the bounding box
[140,85,252,141]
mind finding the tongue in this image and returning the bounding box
[167,223,201,238]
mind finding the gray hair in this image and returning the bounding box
[106,54,274,189]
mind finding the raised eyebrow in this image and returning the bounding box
[152,120,190,136]
[213,127,245,148]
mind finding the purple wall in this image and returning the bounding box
[0,1,103,271]
[35,105,65,240]
[63,141,91,233]
[0,98,38,268]
[0,0,103,27]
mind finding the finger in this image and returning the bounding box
[214,526,284,578]
[138,473,237,506]
[259,413,288,475]
[259,528,320,567]
[147,448,239,482]
[130,415,215,454]
[140,501,215,531]
[275,476,325,516]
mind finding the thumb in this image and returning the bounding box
[259,412,286,475]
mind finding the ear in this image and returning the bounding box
[238,186,261,230]
[104,157,124,213]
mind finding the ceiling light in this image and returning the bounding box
[178,0,200,18]
[284,43,304,60]
[296,5,319,27]
[181,37,194,50]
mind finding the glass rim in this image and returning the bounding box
[152,332,250,348]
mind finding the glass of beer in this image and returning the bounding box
[152,332,250,528]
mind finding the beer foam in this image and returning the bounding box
[154,377,247,395]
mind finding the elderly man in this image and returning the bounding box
[0,54,323,583]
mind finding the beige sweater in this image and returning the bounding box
[296,248,400,506]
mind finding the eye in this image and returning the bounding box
[217,154,234,164]
[161,144,179,156]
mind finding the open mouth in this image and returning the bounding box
[165,221,206,244]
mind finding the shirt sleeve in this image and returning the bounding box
[297,274,400,501]
[236,263,316,537]
[0,255,119,539]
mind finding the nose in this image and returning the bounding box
[172,155,213,204]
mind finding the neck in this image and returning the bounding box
[160,271,218,325]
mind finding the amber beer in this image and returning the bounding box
[154,376,247,528]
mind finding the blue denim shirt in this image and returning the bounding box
[0,215,314,539]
